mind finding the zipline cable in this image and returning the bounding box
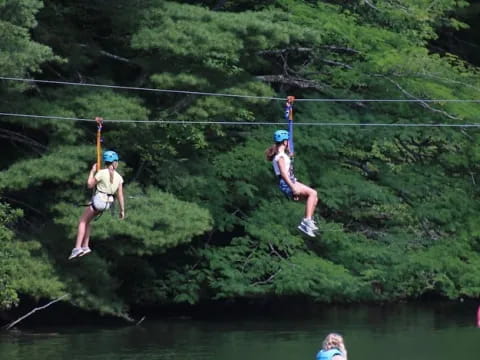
[2,112,480,127]
[1,76,480,103]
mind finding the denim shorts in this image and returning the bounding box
[279,178,295,199]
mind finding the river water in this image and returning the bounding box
[0,302,478,359]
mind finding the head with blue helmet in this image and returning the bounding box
[265,129,290,161]
[103,150,119,165]
[273,129,289,144]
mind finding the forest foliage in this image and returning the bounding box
[1,0,480,317]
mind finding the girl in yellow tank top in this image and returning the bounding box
[68,150,125,260]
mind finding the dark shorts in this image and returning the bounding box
[279,178,295,199]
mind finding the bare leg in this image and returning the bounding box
[75,206,98,248]
[294,182,318,219]
[81,219,92,249]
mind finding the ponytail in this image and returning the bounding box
[265,144,278,161]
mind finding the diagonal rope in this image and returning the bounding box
[1,76,480,103]
[0,76,284,101]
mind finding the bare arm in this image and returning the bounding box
[116,183,125,219]
[87,164,98,189]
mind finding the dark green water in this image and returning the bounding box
[0,303,478,359]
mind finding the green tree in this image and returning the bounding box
[0,201,63,309]
[2,0,480,316]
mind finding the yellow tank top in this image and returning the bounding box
[94,169,123,195]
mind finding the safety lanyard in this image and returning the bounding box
[285,96,295,174]
[95,117,103,171]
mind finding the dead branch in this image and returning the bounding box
[212,0,227,11]
[256,74,325,90]
[267,243,299,268]
[257,48,313,56]
[385,77,460,120]
[258,48,357,70]
[99,50,131,63]
[363,0,411,13]
[3,294,68,331]
[78,44,132,64]
[384,0,411,13]
[251,268,282,286]
[260,45,360,56]
[344,159,378,178]
[116,312,135,323]
[1,196,46,217]
[241,244,260,273]
[0,129,47,153]
[320,59,353,69]
[363,0,379,11]
[321,45,361,54]
[136,316,146,326]
[460,129,473,140]
[410,72,480,94]
[268,242,288,260]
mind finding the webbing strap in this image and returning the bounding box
[285,96,295,156]
[95,117,103,171]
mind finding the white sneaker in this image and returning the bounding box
[68,248,83,260]
[298,223,316,237]
[302,218,319,232]
[79,247,92,257]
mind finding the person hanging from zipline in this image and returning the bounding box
[265,97,319,237]
[68,117,125,259]
[68,150,125,259]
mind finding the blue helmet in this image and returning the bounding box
[273,130,289,143]
[103,150,119,163]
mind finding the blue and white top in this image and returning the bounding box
[272,150,291,177]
